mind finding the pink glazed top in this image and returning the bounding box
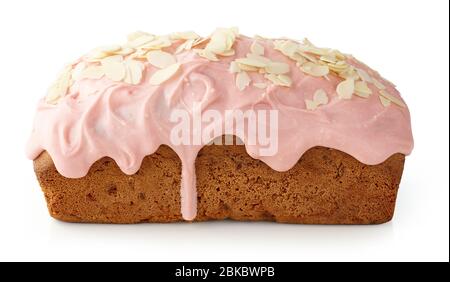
[26,28,414,220]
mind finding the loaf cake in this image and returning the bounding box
[26,28,413,224]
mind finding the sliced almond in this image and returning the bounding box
[46,66,73,104]
[305,99,318,110]
[379,95,391,107]
[206,33,228,53]
[147,50,177,69]
[354,81,372,98]
[298,52,318,63]
[253,82,268,89]
[235,57,268,68]
[100,55,123,64]
[216,49,235,57]
[86,50,109,61]
[141,36,172,50]
[236,71,251,91]
[192,37,210,47]
[246,53,271,64]
[264,74,279,85]
[203,27,238,56]
[250,41,264,55]
[339,68,360,80]
[273,40,299,57]
[237,63,259,72]
[356,68,372,83]
[123,67,133,84]
[265,74,292,87]
[379,90,406,108]
[277,74,293,87]
[46,85,62,104]
[115,47,135,56]
[127,31,153,42]
[229,61,240,73]
[130,48,149,59]
[195,49,219,61]
[291,53,307,65]
[103,61,126,82]
[125,60,144,85]
[328,61,349,72]
[149,63,181,85]
[175,39,195,54]
[300,62,329,77]
[320,55,337,64]
[265,62,290,74]
[336,78,354,99]
[314,89,329,105]
[372,78,386,90]
[81,66,105,79]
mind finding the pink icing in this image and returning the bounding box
[26,36,414,220]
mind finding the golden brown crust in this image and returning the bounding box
[33,141,405,224]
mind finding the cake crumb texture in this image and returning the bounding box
[34,143,405,224]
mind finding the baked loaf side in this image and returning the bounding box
[35,142,404,224]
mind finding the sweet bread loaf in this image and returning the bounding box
[27,28,413,224]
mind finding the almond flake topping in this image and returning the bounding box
[229,61,240,73]
[81,65,104,79]
[356,68,372,83]
[250,41,265,56]
[354,81,372,98]
[149,63,181,86]
[305,99,318,110]
[231,38,291,89]
[195,49,219,61]
[253,82,268,89]
[45,28,406,111]
[305,89,329,110]
[336,78,354,99]
[300,62,329,77]
[236,71,251,91]
[235,57,268,68]
[124,60,145,85]
[46,65,73,104]
[379,95,391,107]
[175,39,196,54]
[147,50,177,69]
[271,38,406,106]
[102,58,126,82]
[372,78,386,90]
[196,27,238,61]
[79,55,145,85]
[265,62,290,74]
[265,74,292,87]
[379,90,406,108]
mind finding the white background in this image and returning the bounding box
[0,0,448,262]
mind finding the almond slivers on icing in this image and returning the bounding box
[305,89,329,110]
[337,79,354,99]
[147,51,177,69]
[236,71,251,91]
[45,28,407,110]
[149,63,181,85]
